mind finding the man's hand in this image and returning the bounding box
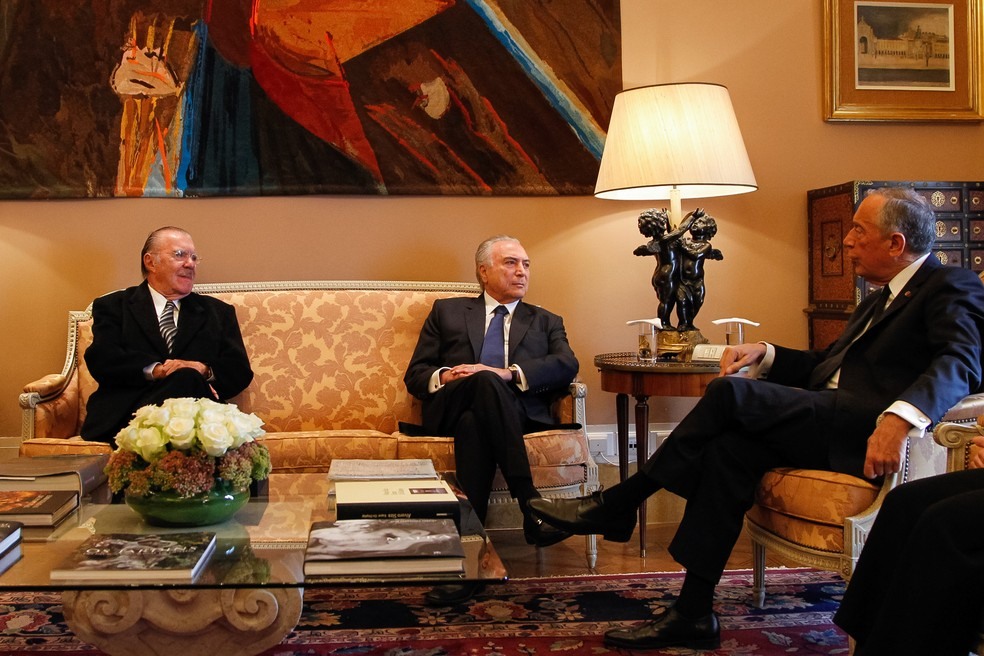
[719,343,766,376]
[863,413,910,478]
[154,359,209,379]
[439,363,510,385]
[969,435,984,470]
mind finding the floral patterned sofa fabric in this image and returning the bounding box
[19,281,596,497]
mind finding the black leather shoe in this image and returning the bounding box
[424,582,486,606]
[604,607,721,650]
[522,512,572,547]
[528,492,636,542]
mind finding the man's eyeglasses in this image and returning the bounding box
[156,249,202,264]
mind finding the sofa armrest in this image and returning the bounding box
[20,370,82,440]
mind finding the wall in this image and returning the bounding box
[0,0,982,438]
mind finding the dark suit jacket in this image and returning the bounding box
[404,295,578,426]
[80,281,254,440]
[769,257,984,474]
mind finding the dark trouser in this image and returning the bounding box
[640,376,839,583]
[422,371,534,523]
[834,469,984,656]
[94,368,217,442]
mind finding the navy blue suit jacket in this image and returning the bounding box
[769,257,984,474]
[404,295,578,426]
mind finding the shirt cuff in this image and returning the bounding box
[509,364,529,391]
[745,342,774,379]
[429,368,449,393]
[144,363,160,381]
[879,402,931,438]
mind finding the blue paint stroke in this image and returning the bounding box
[463,0,605,159]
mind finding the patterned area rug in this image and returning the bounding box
[0,568,848,655]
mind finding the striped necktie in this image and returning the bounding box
[159,300,177,353]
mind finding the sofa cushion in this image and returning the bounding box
[745,467,879,553]
[260,430,397,473]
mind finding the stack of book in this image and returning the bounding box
[0,490,78,529]
[0,519,23,575]
[0,454,110,501]
[50,531,218,583]
[303,517,464,576]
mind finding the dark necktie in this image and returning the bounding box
[159,300,177,353]
[479,305,508,368]
[808,285,891,389]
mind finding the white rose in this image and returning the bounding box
[226,413,265,447]
[114,425,140,452]
[144,405,170,428]
[133,427,168,462]
[164,416,197,449]
[166,398,199,418]
[198,422,234,457]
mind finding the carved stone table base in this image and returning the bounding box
[62,587,303,656]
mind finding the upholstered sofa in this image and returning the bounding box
[18,281,599,562]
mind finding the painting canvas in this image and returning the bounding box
[0,0,621,198]
[855,1,954,90]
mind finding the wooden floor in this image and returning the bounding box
[488,522,796,579]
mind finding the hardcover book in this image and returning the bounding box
[304,518,464,576]
[50,531,217,582]
[0,543,22,576]
[0,519,22,555]
[334,479,460,523]
[0,454,110,498]
[0,490,78,526]
[327,458,439,481]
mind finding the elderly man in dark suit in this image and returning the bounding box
[531,188,984,650]
[80,226,253,442]
[405,235,578,604]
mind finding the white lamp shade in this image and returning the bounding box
[594,83,757,201]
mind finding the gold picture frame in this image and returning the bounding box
[824,0,984,121]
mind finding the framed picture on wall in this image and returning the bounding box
[824,0,983,121]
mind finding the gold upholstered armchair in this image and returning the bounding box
[744,392,984,608]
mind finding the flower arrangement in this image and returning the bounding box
[106,397,271,498]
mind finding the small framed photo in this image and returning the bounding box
[824,0,984,121]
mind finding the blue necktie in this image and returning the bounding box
[479,305,508,367]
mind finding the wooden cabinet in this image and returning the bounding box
[807,180,984,349]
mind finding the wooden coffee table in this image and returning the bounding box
[0,472,506,656]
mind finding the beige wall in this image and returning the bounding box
[1,0,982,437]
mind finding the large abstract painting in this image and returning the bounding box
[0,0,621,198]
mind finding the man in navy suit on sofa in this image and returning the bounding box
[80,226,253,443]
[530,188,984,650]
[405,235,578,604]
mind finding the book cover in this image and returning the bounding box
[0,454,110,497]
[327,458,439,481]
[0,519,22,555]
[50,531,217,582]
[0,543,22,576]
[334,479,460,523]
[0,490,78,526]
[304,518,464,576]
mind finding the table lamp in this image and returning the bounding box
[594,82,757,356]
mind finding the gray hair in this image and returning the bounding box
[474,235,521,288]
[141,226,190,277]
[869,188,936,255]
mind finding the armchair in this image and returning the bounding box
[744,393,984,608]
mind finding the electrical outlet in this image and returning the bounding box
[588,436,608,455]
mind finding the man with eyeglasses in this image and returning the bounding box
[79,226,253,442]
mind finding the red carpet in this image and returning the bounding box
[0,568,848,655]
